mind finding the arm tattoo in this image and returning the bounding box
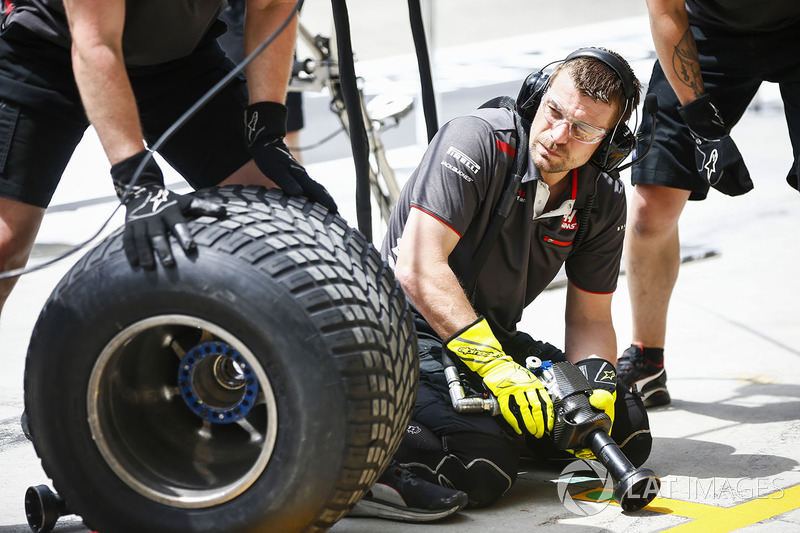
[671,29,704,97]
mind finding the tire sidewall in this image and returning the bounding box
[26,246,349,533]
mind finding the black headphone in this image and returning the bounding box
[515,47,638,173]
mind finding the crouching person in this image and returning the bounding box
[376,47,652,509]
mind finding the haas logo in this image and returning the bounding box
[561,210,577,230]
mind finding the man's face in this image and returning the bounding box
[528,72,617,183]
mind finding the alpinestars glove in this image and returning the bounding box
[245,101,338,212]
[677,94,753,196]
[111,150,226,269]
[446,317,554,438]
[577,357,617,427]
[568,357,618,460]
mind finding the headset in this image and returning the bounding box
[515,47,639,173]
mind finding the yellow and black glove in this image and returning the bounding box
[446,317,554,438]
[569,357,618,460]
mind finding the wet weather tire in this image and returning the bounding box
[24,186,418,533]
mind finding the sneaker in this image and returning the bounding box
[617,345,671,407]
[349,464,468,522]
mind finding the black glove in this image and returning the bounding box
[111,150,226,269]
[245,101,338,212]
[502,330,566,364]
[677,94,753,196]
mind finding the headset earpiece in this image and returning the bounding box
[515,70,550,123]
[590,126,636,172]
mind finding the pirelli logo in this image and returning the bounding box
[446,146,481,175]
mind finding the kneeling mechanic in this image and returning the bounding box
[373,47,654,513]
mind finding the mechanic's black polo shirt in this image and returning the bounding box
[6,0,225,65]
[381,106,627,343]
[685,0,800,32]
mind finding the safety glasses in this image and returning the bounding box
[541,91,608,144]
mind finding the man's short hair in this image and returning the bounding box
[552,49,641,124]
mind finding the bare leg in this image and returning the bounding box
[285,129,303,165]
[217,159,278,188]
[0,197,46,317]
[625,184,691,348]
[216,141,303,189]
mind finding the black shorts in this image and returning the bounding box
[286,91,304,133]
[0,21,251,208]
[631,22,800,200]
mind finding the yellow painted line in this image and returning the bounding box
[573,484,800,531]
[660,484,800,532]
[574,488,716,519]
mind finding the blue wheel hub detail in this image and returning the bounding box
[178,341,259,424]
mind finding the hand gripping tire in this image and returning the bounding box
[23,186,418,533]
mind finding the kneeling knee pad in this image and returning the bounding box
[396,422,518,508]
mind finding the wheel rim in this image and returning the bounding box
[87,315,277,508]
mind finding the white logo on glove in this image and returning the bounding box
[704,148,719,183]
[246,111,259,143]
[698,146,719,183]
[150,188,171,213]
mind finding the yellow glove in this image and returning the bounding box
[446,318,554,438]
[589,389,616,428]
[569,358,618,459]
[578,357,617,429]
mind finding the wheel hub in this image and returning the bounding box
[178,341,259,424]
[87,315,277,508]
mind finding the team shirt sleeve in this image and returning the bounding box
[406,115,498,236]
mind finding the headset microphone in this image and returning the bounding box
[616,93,659,172]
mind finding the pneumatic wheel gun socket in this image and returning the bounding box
[528,358,662,512]
[24,484,73,533]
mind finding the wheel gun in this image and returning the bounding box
[441,352,661,511]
